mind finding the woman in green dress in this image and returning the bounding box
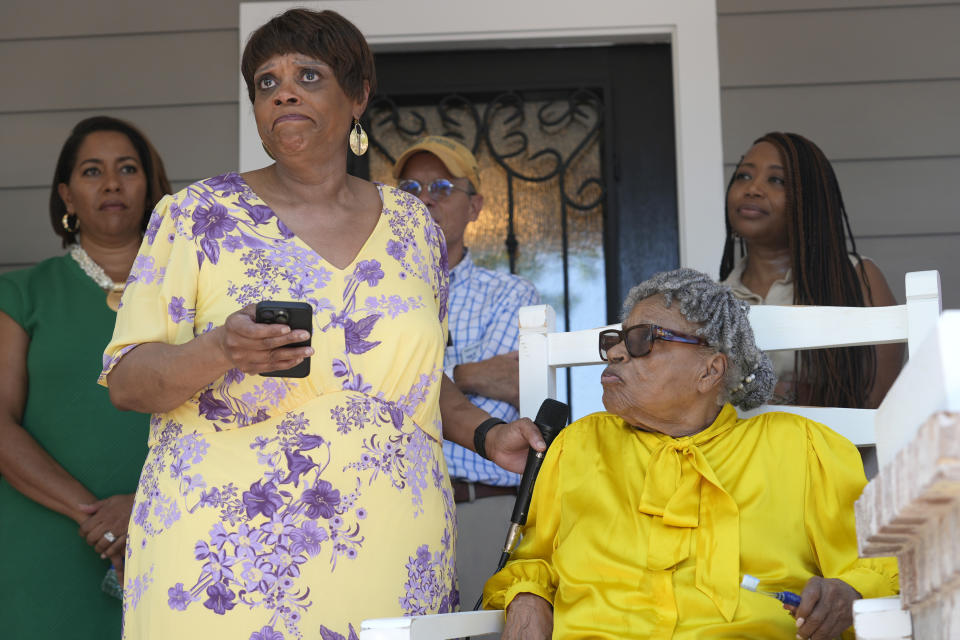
[0,116,170,638]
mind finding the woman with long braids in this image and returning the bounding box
[720,132,903,408]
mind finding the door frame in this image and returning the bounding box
[239,0,725,276]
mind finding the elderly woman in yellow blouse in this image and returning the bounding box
[483,268,897,640]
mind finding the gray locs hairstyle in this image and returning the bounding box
[621,268,775,410]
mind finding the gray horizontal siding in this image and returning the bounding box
[0,187,64,264]
[0,31,238,113]
[833,158,960,236]
[0,0,240,40]
[1,105,238,189]
[719,4,960,86]
[718,0,959,15]
[721,79,960,164]
[858,235,960,308]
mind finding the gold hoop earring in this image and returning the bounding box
[62,213,79,233]
[349,119,368,156]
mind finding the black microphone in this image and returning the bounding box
[472,399,570,612]
[510,398,570,527]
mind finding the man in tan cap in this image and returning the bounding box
[394,136,540,608]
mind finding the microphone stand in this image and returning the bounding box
[469,511,530,612]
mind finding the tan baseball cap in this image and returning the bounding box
[392,135,481,191]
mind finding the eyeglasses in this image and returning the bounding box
[598,323,711,361]
[398,178,475,200]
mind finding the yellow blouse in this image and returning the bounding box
[483,405,897,639]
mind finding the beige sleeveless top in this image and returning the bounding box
[721,254,864,404]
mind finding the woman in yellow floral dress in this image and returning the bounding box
[100,10,541,640]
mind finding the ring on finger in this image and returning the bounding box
[103,531,117,543]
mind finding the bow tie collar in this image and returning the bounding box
[637,404,741,621]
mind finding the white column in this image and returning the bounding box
[855,313,960,639]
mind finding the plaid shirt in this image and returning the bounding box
[443,250,540,486]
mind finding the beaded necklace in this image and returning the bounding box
[68,243,126,311]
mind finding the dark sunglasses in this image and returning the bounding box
[398,178,475,200]
[598,323,711,361]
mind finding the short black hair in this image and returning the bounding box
[240,8,376,104]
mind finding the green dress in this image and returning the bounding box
[0,254,149,639]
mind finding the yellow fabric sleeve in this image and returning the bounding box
[482,430,564,610]
[804,421,899,599]
[100,194,201,385]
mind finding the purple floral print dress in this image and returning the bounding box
[100,174,457,640]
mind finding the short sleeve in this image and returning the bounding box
[482,430,564,610]
[0,271,27,329]
[99,194,200,385]
[804,422,899,598]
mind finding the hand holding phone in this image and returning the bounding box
[255,301,313,377]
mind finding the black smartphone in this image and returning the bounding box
[255,301,313,378]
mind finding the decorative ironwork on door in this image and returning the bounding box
[365,88,608,416]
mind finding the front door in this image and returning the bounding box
[352,44,678,417]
